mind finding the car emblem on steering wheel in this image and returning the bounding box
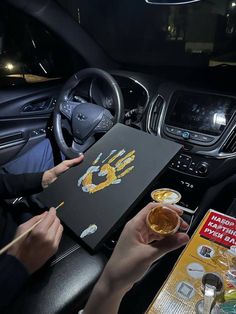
[77,149,136,193]
[77,113,87,121]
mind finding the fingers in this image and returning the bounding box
[134,203,184,224]
[179,217,189,230]
[53,155,84,177]
[164,205,189,230]
[17,212,47,233]
[144,232,189,264]
[128,203,189,236]
[127,203,189,245]
[48,216,63,251]
[132,202,157,223]
[42,155,84,188]
[166,204,183,216]
[9,207,63,274]
[54,225,64,248]
[48,215,60,235]
[61,155,84,169]
[151,232,189,255]
[29,208,63,251]
[34,207,57,231]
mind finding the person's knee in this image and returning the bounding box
[2,139,55,174]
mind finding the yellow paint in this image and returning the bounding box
[108,149,124,164]
[78,149,136,194]
[117,166,134,179]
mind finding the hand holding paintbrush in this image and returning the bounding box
[0,201,64,256]
[0,156,83,271]
[0,156,83,309]
[3,203,64,274]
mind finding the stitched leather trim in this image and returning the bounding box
[50,244,81,266]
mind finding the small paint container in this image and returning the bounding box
[151,188,181,204]
[146,204,181,237]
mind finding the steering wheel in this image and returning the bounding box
[53,68,124,158]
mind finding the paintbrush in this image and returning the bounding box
[0,201,64,256]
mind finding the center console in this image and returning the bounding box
[147,86,236,213]
[164,91,236,146]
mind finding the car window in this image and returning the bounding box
[0,3,86,87]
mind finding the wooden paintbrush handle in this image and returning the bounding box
[0,201,64,256]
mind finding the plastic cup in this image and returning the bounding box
[146,204,181,236]
[151,188,181,204]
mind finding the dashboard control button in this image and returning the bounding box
[169,153,210,177]
[197,162,208,175]
[182,131,190,140]
[166,126,176,134]
[180,162,190,171]
[180,163,188,171]
[179,154,191,163]
[191,133,200,140]
[198,135,214,143]
[176,129,182,136]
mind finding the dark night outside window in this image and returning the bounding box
[0,3,83,87]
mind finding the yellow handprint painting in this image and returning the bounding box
[78,149,136,193]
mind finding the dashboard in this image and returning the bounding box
[98,70,236,216]
[147,85,236,157]
[143,83,236,210]
[71,69,236,214]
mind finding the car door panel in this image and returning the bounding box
[0,84,61,166]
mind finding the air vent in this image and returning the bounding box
[222,127,236,153]
[148,95,164,135]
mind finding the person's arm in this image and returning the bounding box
[0,156,83,308]
[0,155,84,198]
[83,203,190,314]
[0,173,44,198]
[0,254,29,308]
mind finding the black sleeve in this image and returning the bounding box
[0,173,44,198]
[0,254,29,309]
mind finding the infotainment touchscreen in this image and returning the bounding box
[165,91,236,136]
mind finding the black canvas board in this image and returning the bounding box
[38,123,182,251]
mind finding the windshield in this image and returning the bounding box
[57,0,236,68]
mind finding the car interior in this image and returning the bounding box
[1,0,236,313]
